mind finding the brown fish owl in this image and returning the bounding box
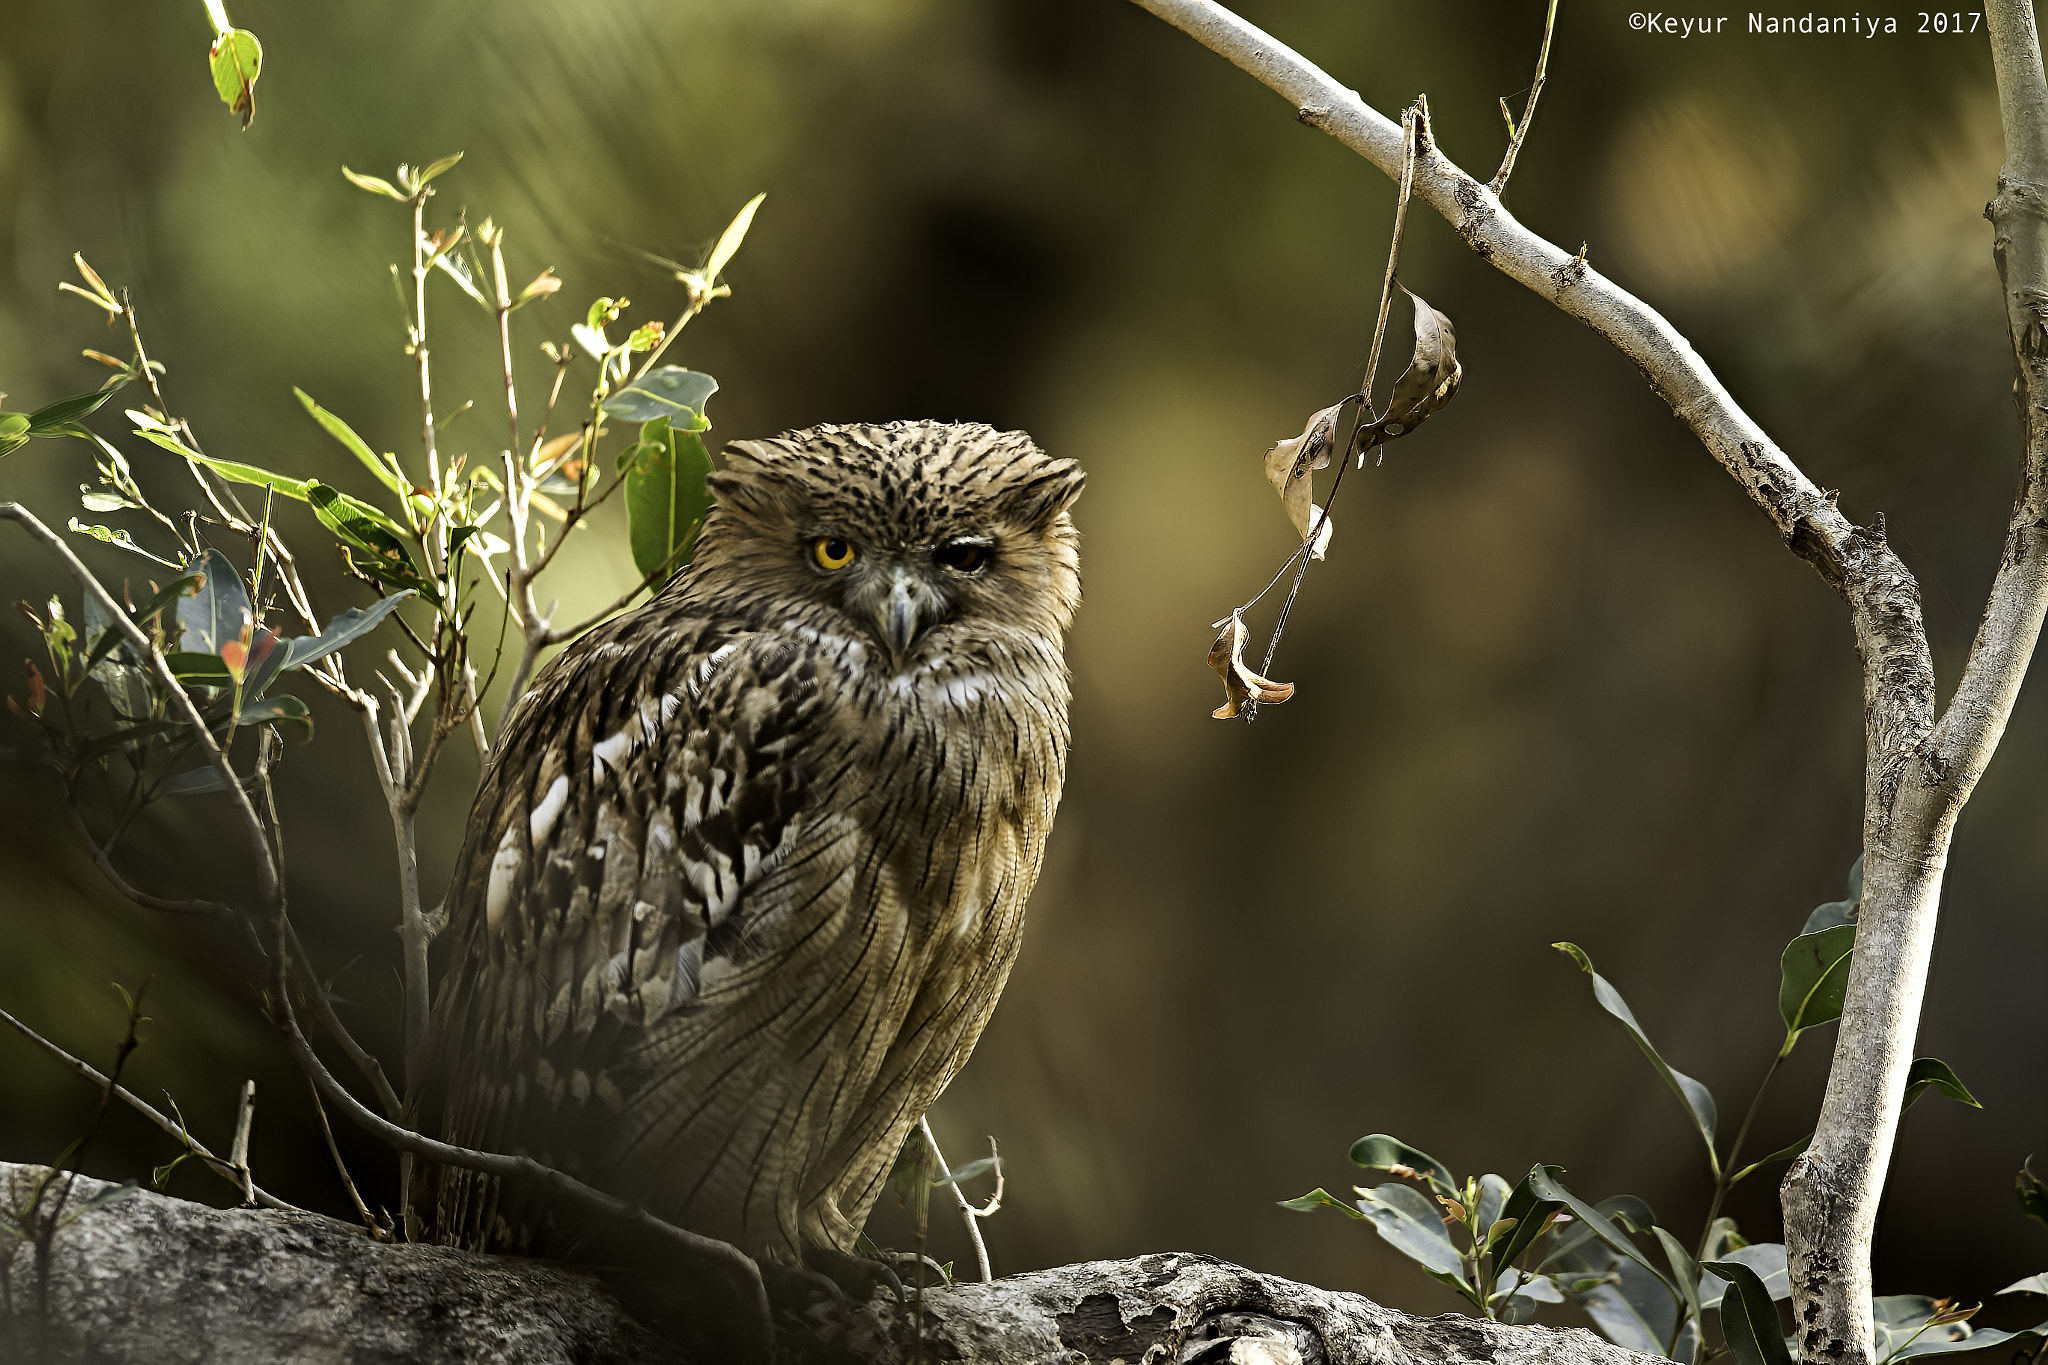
[412,421,1083,1267]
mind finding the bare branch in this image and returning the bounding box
[228,1080,257,1207]
[1490,0,1559,196]
[0,1005,303,1214]
[306,1073,386,1240]
[1783,3,2048,1359]
[921,1118,994,1285]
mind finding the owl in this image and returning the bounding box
[409,420,1084,1275]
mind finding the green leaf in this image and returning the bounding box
[1698,1243,1790,1309]
[624,422,715,583]
[1490,1165,1566,1270]
[80,575,190,677]
[1780,923,1856,1039]
[305,485,429,591]
[238,629,287,700]
[1474,1172,1512,1238]
[1885,1321,2048,1360]
[1873,1294,2001,1360]
[1278,1187,1366,1218]
[342,166,407,200]
[1348,1134,1459,1199]
[68,720,182,769]
[29,389,115,433]
[150,1152,191,1190]
[166,651,231,685]
[294,389,408,501]
[176,549,251,657]
[2002,1275,2048,1296]
[704,192,767,282]
[1526,1168,1677,1300]
[1901,1057,1980,1113]
[602,366,718,427]
[207,28,262,128]
[1655,1226,1706,1364]
[1554,942,1719,1160]
[152,438,317,502]
[236,694,312,736]
[1574,1254,1681,1358]
[417,151,464,184]
[1355,1181,1470,1290]
[67,520,179,566]
[1730,1133,1812,1186]
[280,592,413,671]
[2019,1158,2048,1232]
[1548,1192,1660,1267]
[1701,1260,1795,1365]
[1803,856,1863,933]
[160,766,236,796]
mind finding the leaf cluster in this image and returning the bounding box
[1284,862,2038,1363]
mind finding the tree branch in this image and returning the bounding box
[1782,4,2048,1360]
[1121,7,2046,1362]
[0,1009,302,1214]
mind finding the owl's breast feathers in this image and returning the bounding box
[416,590,1070,1260]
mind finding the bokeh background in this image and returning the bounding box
[2,0,2043,1328]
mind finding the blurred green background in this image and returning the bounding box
[2,0,2043,1325]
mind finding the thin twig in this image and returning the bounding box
[307,1073,384,1239]
[228,1080,256,1206]
[921,1118,995,1284]
[63,808,236,924]
[1490,0,1560,195]
[1361,101,1423,427]
[1250,101,1421,693]
[0,1006,302,1213]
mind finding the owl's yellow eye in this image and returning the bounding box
[811,536,857,571]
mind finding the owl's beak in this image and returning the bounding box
[880,567,924,659]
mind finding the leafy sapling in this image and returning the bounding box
[1284,864,2018,1362]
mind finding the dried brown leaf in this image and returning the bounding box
[1365,287,1461,446]
[1263,402,1342,560]
[1206,610,1296,720]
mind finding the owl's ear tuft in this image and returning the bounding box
[710,440,798,519]
[1002,460,1085,528]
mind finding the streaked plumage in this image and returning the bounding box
[410,421,1083,1265]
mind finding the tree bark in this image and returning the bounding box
[0,1163,1666,1365]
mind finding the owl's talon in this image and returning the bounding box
[886,1250,953,1289]
[803,1244,910,1304]
[764,1258,853,1314]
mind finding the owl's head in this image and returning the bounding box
[697,421,1084,666]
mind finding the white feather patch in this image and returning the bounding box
[590,728,635,777]
[528,775,570,846]
[486,825,522,931]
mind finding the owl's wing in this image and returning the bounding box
[418,614,857,1251]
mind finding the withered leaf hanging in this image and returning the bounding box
[1263,400,1344,560]
[1207,609,1295,720]
[1362,286,1461,447]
